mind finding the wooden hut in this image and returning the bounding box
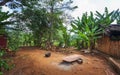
[0,34,7,49]
[96,24,120,58]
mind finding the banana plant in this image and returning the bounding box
[71,12,103,51]
[71,8,119,51]
[114,9,120,24]
[95,7,117,27]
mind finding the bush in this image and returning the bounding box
[0,49,13,75]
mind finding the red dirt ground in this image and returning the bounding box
[3,47,118,75]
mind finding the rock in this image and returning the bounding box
[45,52,51,57]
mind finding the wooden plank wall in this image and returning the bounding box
[96,36,120,58]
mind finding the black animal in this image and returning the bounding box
[45,52,51,57]
[77,59,83,64]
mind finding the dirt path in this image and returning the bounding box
[4,47,117,75]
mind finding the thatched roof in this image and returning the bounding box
[104,24,120,36]
[104,24,120,41]
[104,24,120,37]
[108,24,120,32]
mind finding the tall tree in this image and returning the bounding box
[15,0,77,49]
[0,7,13,34]
[39,0,77,48]
[0,0,22,9]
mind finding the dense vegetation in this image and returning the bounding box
[71,7,119,50]
[0,0,120,74]
[0,0,120,50]
[0,7,14,74]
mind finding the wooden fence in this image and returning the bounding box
[96,35,120,58]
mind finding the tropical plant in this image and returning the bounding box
[71,7,119,51]
[0,49,13,75]
[114,9,120,24]
[95,7,117,27]
[71,12,103,51]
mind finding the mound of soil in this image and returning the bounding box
[3,47,117,75]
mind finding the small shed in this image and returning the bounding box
[96,24,120,58]
[0,34,7,49]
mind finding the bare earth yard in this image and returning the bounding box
[4,47,117,75]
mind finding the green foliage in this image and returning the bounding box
[71,12,102,50]
[0,6,16,74]
[114,9,120,24]
[71,7,120,50]
[57,25,71,48]
[0,7,19,50]
[95,7,117,27]
[0,72,3,75]
[13,0,76,49]
[23,8,49,46]
[41,0,76,48]
[0,7,13,34]
[0,49,13,75]
[2,0,120,53]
